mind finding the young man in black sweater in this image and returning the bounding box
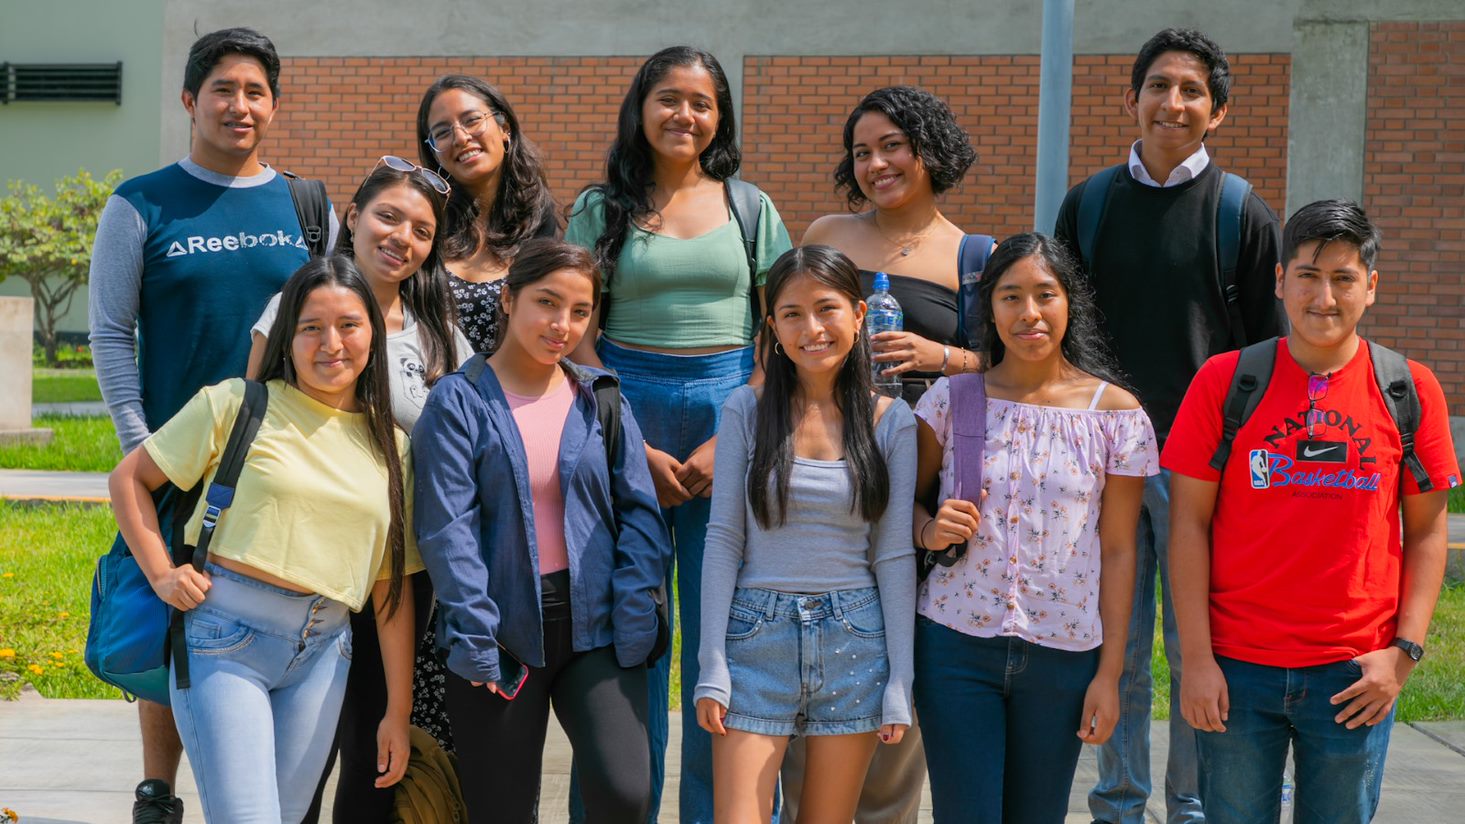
[1053,28,1284,824]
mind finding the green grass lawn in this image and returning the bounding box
[1450,485,1465,515]
[0,415,119,472]
[0,501,118,700]
[31,368,102,404]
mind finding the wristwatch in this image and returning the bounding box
[1391,637,1425,662]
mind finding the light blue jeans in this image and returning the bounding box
[170,564,351,823]
[1091,469,1204,824]
[590,339,754,824]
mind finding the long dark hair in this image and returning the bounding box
[257,256,407,616]
[834,85,975,209]
[977,233,1133,393]
[574,46,740,280]
[750,245,889,529]
[334,165,459,386]
[416,75,558,263]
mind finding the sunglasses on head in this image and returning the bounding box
[375,155,451,197]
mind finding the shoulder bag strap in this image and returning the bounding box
[1076,164,1123,273]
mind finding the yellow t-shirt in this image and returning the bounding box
[144,378,423,611]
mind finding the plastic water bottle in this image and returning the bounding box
[866,272,903,397]
[1280,763,1295,821]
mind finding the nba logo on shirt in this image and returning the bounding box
[1249,449,1270,490]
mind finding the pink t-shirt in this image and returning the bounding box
[914,377,1159,651]
[504,379,576,576]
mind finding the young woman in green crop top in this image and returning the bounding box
[565,45,791,823]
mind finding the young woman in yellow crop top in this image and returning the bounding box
[564,45,792,823]
[109,257,418,822]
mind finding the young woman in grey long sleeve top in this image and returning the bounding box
[694,245,917,823]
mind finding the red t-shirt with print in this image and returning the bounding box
[1162,337,1460,668]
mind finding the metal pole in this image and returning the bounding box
[1034,0,1074,233]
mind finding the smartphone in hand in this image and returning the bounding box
[494,646,529,700]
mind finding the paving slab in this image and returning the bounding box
[0,469,109,503]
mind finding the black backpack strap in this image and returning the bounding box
[955,234,996,350]
[1368,341,1432,492]
[1217,172,1252,349]
[282,170,331,257]
[1075,165,1123,272]
[1209,338,1278,473]
[171,380,269,690]
[725,178,763,323]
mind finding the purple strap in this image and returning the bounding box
[947,373,986,504]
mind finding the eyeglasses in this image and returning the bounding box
[376,155,451,197]
[424,110,496,154]
[1305,372,1330,438]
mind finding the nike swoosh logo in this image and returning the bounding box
[1303,445,1341,458]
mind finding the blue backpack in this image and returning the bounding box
[1076,164,1253,349]
[954,233,997,351]
[85,381,268,704]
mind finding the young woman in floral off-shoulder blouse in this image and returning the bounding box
[910,233,1156,823]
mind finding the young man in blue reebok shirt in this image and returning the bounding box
[88,27,335,824]
[1052,27,1285,824]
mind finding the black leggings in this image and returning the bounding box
[446,576,651,824]
[303,573,434,824]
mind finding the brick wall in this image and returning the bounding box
[268,56,639,219]
[1363,22,1465,414]
[740,53,1290,241]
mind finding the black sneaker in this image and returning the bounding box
[133,779,184,824]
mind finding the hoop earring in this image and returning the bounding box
[773,341,785,356]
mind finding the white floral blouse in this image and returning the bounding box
[914,377,1158,651]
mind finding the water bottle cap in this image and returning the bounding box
[873,271,890,291]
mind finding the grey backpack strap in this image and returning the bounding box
[725,178,763,323]
[1076,165,1123,272]
[1210,338,1279,473]
[1368,341,1432,492]
[1217,172,1253,348]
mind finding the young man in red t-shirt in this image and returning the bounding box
[1164,199,1458,823]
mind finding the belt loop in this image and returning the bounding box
[830,590,845,621]
[762,590,777,621]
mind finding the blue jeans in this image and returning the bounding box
[590,339,753,824]
[1092,469,1203,824]
[1198,656,1393,824]
[914,616,1098,823]
[169,564,351,823]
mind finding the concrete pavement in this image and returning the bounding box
[3,688,1465,823]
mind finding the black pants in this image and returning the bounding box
[303,572,434,824]
[447,571,652,824]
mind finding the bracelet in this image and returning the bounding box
[919,518,936,550]
[939,345,951,375]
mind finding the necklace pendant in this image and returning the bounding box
[900,246,911,256]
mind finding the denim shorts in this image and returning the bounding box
[723,586,888,737]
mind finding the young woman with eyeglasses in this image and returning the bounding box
[246,159,471,822]
[564,46,793,821]
[910,234,1152,822]
[417,75,559,355]
[110,256,417,821]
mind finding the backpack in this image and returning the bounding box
[1208,337,1432,492]
[600,178,762,330]
[954,233,997,351]
[461,355,672,664]
[917,373,987,582]
[282,171,332,257]
[85,380,269,703]
[1076,164,1253,349]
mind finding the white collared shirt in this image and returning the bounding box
[1127,141,1211,188]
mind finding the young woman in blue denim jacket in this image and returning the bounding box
[412,239,671,823]
[695,245,917,823]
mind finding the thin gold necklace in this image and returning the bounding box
[869,210,936,257]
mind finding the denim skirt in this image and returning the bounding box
[723,586,888,737]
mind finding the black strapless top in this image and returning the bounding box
[858,270,960,406]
